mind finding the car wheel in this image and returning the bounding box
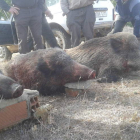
[45,27,71,49]
[0,46,12,62]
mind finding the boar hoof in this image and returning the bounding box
[97,75,119,83]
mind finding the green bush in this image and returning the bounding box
[111,0,116,6]
[0,0,11,20]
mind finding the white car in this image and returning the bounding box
[46,0,114,49]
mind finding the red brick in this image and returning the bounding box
[0,101,28,130]
[65,88,85,97]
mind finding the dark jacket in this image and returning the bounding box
[115,0,140,37]
[130,0,140,37]
[115,0,132,22]
[42,0,48,13]
[130,1,140,18]
[0,0,44,11]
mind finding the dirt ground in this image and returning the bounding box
[1,27,140,140]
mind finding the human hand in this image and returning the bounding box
[9,6,20,15]
[62,13,65,16]
[45,10,53,19]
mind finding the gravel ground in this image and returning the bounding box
[1,26,140,140]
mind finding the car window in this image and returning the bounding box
[0,10,11,21]
[46,0,59,7]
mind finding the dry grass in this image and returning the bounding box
[1,26,140,140]
[1,79,140,140]
[1,69,140,140]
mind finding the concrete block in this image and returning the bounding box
[0,89,39,131]
[65,79,96,97]
[65,79,96,89]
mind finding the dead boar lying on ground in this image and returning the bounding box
[66,32,140,82]
[0,70,23,99]
[4,48,96,95]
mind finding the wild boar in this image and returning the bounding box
[66,32,140,82]
[4,48,96,95]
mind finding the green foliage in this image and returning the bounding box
[111,0,116,7]
[45,0,59,7]
[126,22,133,27]
[0,0,11,20]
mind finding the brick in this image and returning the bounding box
[0,89,39,131]
[65,88,85,97]
[0,101,28,130]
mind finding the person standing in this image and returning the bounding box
[110,0,134,34]
[60,0,96,47]
[42,0,60,48]
[110,0,140,38]
[129,0,140,38]
[27,0,60,50]
[0,0,44,54]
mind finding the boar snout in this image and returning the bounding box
[73,63,96,81]
[12,84,24,98]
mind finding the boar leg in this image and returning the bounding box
[97,65,120,83]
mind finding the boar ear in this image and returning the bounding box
[110,38,123,53]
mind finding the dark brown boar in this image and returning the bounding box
[4,48,96,95]
[65,32,140,82]
[0,70,23,99]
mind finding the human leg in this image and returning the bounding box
[82,5,96,40]
[112,15,127,33]
[42,14,59,48]
[29,8,44,50]
[14,11,30,54]
[66,11,82,47]
[134,19,140,37]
